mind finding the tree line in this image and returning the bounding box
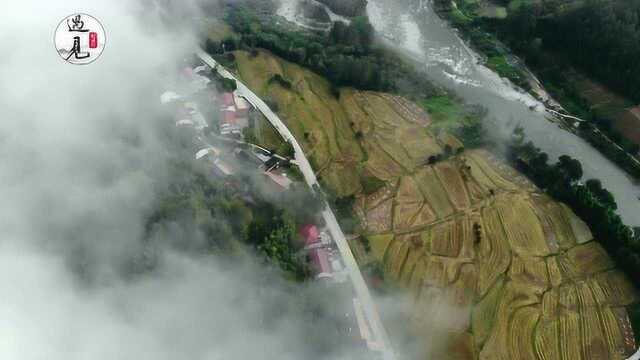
[206,5,438,99]
[508,128,640,289]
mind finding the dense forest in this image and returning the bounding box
[206,5,438,99]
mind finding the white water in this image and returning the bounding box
[277,0,640,226]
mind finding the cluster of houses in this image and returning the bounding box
[163,59,380,356]
[218,91,251,135]
[300,224,347,283]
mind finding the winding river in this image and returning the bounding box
[277,0,640,226]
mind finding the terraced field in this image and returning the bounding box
[358,150,639,359]
[231,49,638,360]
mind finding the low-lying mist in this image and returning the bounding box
[0,1,461,359]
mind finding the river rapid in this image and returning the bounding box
[277,0,640,226]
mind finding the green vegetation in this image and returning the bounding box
[509,129,640,289]
[360,175,386,195]
[219,6,438,98]
[436,0,640,179]
[145,159,321,281]
[434,0,531,90]
[315,0,368,17]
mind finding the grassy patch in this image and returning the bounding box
[421,95,465,126]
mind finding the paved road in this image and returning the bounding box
[196,49,396,360]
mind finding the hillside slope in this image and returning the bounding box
[231,49,638,360]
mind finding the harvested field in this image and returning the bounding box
[410,204,438,229]
[438,132,465,153]
[546,256,564,288]
[430,220,463,257]
[400,127,442,161]
[409,257,428,295]
[508,256,549,293]
[435,161,471,211]
[423,256,449,288]
[387,239,411,281]
[450,263,477,306]
[508,306,540,360]
[478,206,511,296]
[393,201,424,231]
[590,271,638,307]
[396,176,423,204]
[363,140,405,181]
[380,93,432,126]
[561,204,593,244]
[480,282,541,360]
[600,306,631,357]
[234,50,639,360]
[580,308,609,359]
[496,196,550,257]
[365,197,393,233]
[472,276,505,348]
[415,167,455,219]
[566,242,614,276]
[535,317,560,360]
[368,233,394,262]
[364,184,394,211]
[467,151,519,192]
[399,236,425,286]
[531,196,577,252]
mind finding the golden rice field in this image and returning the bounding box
[358,148,638,360]
[232,49,638,360]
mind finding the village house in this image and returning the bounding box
[218,91,251,135]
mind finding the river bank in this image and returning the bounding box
[432,0,640,180]
[363,0,640,226]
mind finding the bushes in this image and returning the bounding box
[361,175,385,195]
[269,74,292,89]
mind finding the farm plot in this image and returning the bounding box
[415,168,455,219]
[398,236,425,286]
[368,233,394,262]
[386,238,411,281]
[546,256,565,288]
[478,206,512,296]
[472,276,505,349]
[590,270,638,307]
[365,197,393,233]
[508,256,549,293]
[450,263,477,307]
[558,285,582,360]
[496,196,550,257]
[363,140,405,181]
[599,306,630,357]
[566,241,614,276]
[467,151,519,192]
[535,318,561,360]
[561,203,593,244]
[400,127,442,161]
[393,201,424,231]
[340,89,374,134]
[435,161,471,211]
[531,196,578,252]
[480,282,541,360]
[429,216,475,259]
[508,306,541,360]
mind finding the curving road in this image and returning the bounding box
[196,49,396,360]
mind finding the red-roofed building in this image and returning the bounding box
[309,247,333,279]
[221,92,235,107]
[300,224,320,247]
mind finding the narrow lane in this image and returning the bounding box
[196,49,396,360]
